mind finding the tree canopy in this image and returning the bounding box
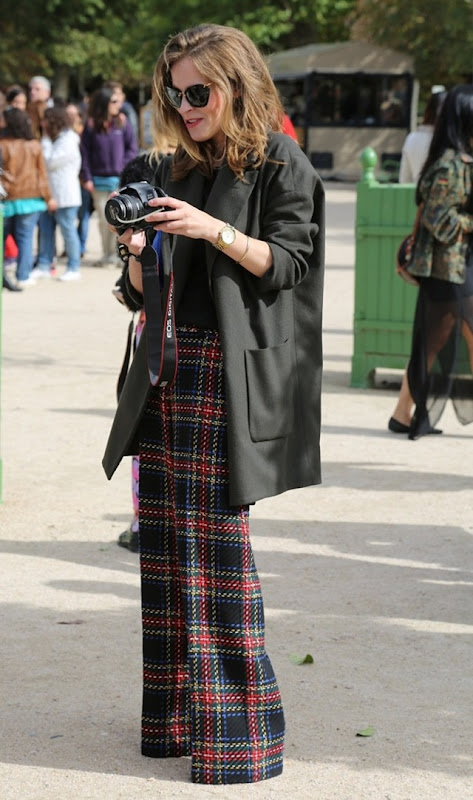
[1,0,472,102]
[1,0,356,98]
[353,0,473,97]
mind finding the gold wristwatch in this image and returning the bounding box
[214,223,236,251]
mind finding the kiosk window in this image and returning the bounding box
[275,78,306,127]
[307,74,410,128]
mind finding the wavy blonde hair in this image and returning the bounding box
[151,24,284,181]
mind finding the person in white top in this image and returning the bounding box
[398,87,446,184]
[34,105,83,281]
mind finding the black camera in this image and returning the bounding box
[104,181,167,235]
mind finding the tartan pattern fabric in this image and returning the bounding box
[138,326,284,785]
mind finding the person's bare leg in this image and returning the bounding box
[391,369,413,427]
[392,312,455,423]
[461,320,473,371]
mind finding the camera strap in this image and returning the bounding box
[140,234,177,389]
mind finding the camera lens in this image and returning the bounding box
[104,192,148,228]
[104,196,128,226]
[118,194,143,222]
[105,182,167,232]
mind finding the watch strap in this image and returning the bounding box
[214,222,235,251]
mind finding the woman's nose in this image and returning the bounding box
[179,96,194,113]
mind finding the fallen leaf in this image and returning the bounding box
[289,653,314,665]
[356,726,374,737]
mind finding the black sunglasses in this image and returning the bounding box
[165,83,212,109]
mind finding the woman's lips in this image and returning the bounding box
[185,117,201,129]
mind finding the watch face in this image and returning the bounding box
[222,226,235,245]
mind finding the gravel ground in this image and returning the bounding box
[1,185,472,800]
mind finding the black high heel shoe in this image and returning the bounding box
[389,416,443,438]
[388,417,410,434]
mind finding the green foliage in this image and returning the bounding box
[354,0,473,96]
[6,0,470,104]
[231,1,356,50]
[0,0,354,96]
[1,0,143,82]
[229,6,294,49]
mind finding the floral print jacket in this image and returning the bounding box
[409,149,473,284]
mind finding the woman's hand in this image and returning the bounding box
[117,228,147,295]
[143,195,219,243]
[123,194,272,278]
[117,227,147,257]
[143,195,273,277]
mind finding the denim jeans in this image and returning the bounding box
[37,206,81,271]
[3,211,41,281]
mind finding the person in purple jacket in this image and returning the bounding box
[80,86,138,266]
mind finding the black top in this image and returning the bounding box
[175,238,218,329]
[175,174,218,330]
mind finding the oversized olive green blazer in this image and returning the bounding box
[103,133,325,506]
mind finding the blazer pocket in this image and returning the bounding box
[245,340,295,442]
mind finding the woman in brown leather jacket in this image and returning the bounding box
[0,108,53,287]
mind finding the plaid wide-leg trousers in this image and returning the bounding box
[138,326,285,784]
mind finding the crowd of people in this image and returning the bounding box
[0,75,139,290]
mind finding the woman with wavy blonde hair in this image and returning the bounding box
[104,23,324,786]
[151,23,285,179]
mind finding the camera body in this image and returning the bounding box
[104,181,167,235]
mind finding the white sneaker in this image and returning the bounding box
[30,267,51,279]
[59,271,81,282]
[17,276,37,287]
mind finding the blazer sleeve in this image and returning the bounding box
[256,139,322,292]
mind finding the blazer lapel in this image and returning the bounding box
[163,162,259,307]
